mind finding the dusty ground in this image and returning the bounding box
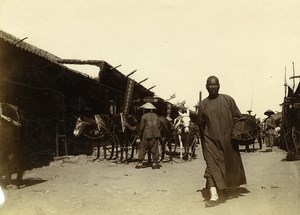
[1,143,300,215]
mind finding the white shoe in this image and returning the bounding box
[209,187,219,201]
[0,186,5,207]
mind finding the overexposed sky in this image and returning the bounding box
[1,0,300,119]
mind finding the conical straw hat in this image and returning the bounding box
[140,102,156,109]
[264,109,275,115]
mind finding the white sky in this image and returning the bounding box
[1,0,300,119]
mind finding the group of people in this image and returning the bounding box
[134,75,277,208]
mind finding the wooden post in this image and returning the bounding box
[199,91,202,104]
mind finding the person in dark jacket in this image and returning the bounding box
[198,76,247,207]
[135,102,161,169]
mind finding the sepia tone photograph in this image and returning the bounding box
[0,1,300,214]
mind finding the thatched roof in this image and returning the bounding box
[0,30,97,79]
[0,30,61,63]
[0,30,155,97]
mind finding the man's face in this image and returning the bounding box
[206,78,220,98]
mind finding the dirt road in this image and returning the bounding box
[1,143,300,215]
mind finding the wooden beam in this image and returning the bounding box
[14,37,28,45]
[147,85,156,91]
[110,64,122,70]
[290,75,300,79]
[126,70,137,78]
[57,59,105,66]
[136,78,148,85]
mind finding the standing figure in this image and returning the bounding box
[263,109,276,152]
[135,102,161,170]
[198,76,247,207]
[256,118,263,149]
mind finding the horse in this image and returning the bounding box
[110,113,139,163]
[173,110,196,161]
[0,103,27,189]
[73,114,118,161]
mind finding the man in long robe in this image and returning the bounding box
[198,76,247,207]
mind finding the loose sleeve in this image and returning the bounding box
[230,97,241,119]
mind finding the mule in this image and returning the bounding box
[173,110,196,161]
[110,113,139,163]
[73,115,118,161]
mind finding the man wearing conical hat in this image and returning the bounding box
[135,102,161,169]
[263,109,276,152]
[140,102,157,110]
[264,109,275,116]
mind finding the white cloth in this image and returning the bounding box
[210,187,219,201]
[0,186,5,207]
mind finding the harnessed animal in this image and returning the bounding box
[173,110,196,161]
[157,116,173,162]
[111,113,139,163]
[73,114,118,161]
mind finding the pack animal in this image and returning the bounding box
[173,110,196,161]
[111,113,139,163]
[73,115,118,161]
[157,116,173,162]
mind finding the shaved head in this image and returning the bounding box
[206,75,220,99]
[206,76,219,85]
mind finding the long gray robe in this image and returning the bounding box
[199,94,247,189]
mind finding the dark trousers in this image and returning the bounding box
[138,137,160,162]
